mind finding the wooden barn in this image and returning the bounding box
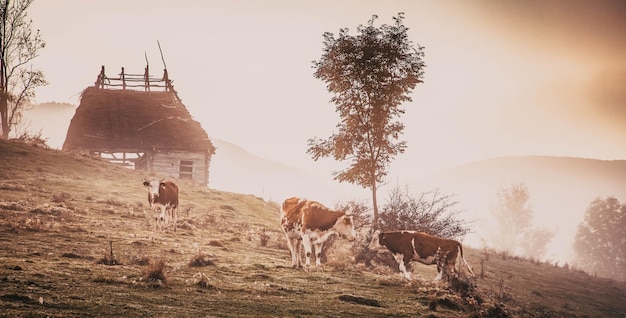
[63,66,215,186]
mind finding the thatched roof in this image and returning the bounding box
[63,87,215,154]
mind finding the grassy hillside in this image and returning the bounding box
[1,140,625,317]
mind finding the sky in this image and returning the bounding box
[27,0,626,179]
[20,0,626,263]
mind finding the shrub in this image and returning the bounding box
[145,260,167,286]
[189,251,215,267]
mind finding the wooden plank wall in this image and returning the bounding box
[146,150,209,186]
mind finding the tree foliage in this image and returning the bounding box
[378,185,471,240]
[488,182,554,259]
[573,197,626,281]
[308,13,425,228]
[0,0,47,139]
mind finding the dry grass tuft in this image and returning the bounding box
[97,241,121,265]
[145,260,168,287]
[189,251,215,267]
[192,272,214,289]
[97,253,121,266]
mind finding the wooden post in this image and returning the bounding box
[121,67,126,90]
[162,68,170,92]
[144,65,150,92]
[95,65,106,89]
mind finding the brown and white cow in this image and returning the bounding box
[143,179,179,232]
[280,197,356,271]
[368,230,475,280]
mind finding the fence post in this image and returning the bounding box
[121,67,126,90]
[144,65,150,92]
[95,65,106,89]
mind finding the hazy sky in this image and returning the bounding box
[28,0,626,182]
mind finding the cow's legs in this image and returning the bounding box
[284,235,296,267]
[313,242,324,271]
[394,253,411,280]
[171,206,178,232]
[294,239,302,268]
[163,206,170,227]
[285,236,302,268]
[435,266,443,281]
[301,234,313,271]
[157,205,167,232]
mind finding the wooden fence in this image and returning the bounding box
[94,65,181,100]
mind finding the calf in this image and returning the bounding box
[280,197,356,271]
[369,230,474,280]
[143,179,179,232]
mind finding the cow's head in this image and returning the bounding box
[367,230,387,252]
[143,179,161,207]
[334,213,356,241]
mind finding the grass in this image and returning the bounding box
[1,139,626,317]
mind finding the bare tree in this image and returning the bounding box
[308,13,426,230]
[0,0,46,139]
[378,185,471,240]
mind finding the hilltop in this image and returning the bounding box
[1,139,625,317]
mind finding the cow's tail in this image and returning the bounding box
[458,244,475,277]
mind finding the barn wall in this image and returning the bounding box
[145,150,209,186]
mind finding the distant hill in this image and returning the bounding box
[209,138,367,206]
[23,102,76,149]
[421,155,626,262]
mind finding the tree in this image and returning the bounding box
[0,0,46,139]
[573,197,626,281]
[488,182,554,259]
[308,13,426,229]
[378,185,471,240]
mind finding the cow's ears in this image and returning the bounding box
[143,181,150,187]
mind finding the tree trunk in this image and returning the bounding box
[0,96,8,139]
[371,177,379,231]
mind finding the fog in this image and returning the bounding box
[17,0,626,265]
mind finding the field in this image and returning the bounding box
[1,139,625,317]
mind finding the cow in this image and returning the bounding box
[368,230,474,281]
[143,179,179,232]
[280,197,356,271]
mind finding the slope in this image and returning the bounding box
[1,140,625,317]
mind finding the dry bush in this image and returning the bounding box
[145,260,168,287]
[189,251,215,267]
[192,272,213,289]
[126,254,151,266]
[97,253,121,266]
[259,230,271,247]
[96,241,121,266]
[12,131,49,148]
